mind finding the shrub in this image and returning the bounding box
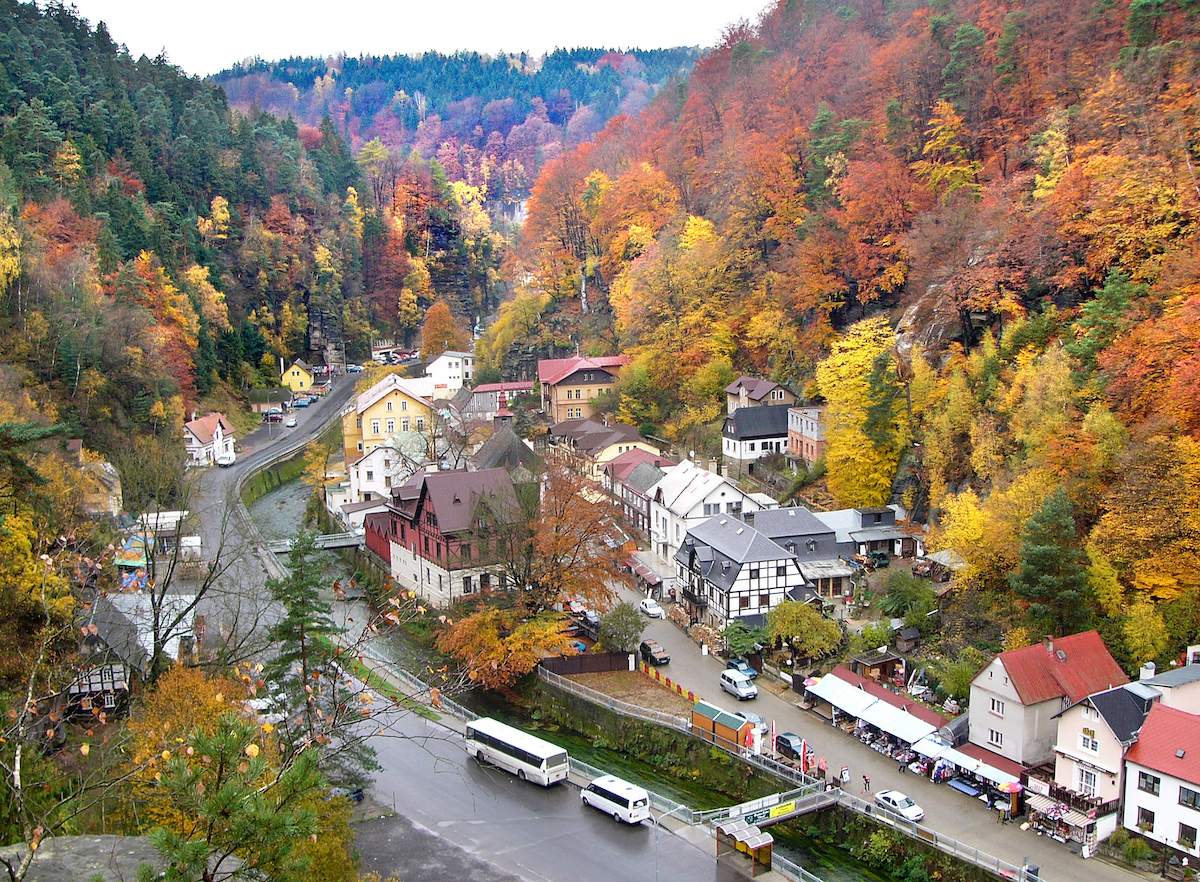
[1124,837,1152,866]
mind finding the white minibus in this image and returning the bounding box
[580,774,651,823]
[464,717,569,786]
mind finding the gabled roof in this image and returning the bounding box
[725,375,788,401]
[184,412,233,445]
[290,359,313,373]
[397,468,518,535]
[1054,683,1159,746]
[624,461,670,495]
[650,458,747,516]
[472,381,535,394]
[473,425,542,473]
[1125,703,1200,785]
[723,404,791,440]
[537,355,628,386]
[1143,664,1200,689]
[354,373,434,415]
[549,418,644,457]
[753,506,836,540]
[988,631,1128,706]
[603,448,677,483]
[686,516,796,566]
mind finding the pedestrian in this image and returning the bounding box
[898,758,908,773]
[862,774,871,793]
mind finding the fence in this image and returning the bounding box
[537,666,690,732]
[541,651,632,676]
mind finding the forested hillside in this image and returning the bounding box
[213,47,699,203]
[0,0,493,463]
[479,0,1200,665]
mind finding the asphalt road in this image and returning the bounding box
[621,585,1140,882]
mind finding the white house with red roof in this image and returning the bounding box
[968,631,1129,766]
[537,355,628,423]
[182,412,234,466]
[1122,703,1200,860]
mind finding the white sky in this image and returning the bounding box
[63,1,775,78]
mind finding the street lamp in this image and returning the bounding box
[653,804,690,882]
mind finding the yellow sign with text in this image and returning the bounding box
[769,801,796,819]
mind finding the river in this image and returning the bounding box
[246,478,887,882]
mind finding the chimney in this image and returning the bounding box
[1043,636,1054,655]
[191,410,196,422]
[709,458,718,473]
[1140,662,1157,681]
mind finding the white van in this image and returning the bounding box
[720,669,758,701]
[580,774,650,824]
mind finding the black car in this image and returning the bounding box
[639,640,670,666]
[775,732,806,762]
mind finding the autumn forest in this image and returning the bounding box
[0,0,1199,872]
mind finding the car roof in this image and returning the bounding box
[723,669,751,681]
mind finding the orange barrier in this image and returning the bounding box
[640,661,698,703]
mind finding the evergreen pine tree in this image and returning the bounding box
[1010,487,1093,636]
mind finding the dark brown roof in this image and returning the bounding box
[397,469,518,535]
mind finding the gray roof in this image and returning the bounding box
[676,516,802,593]
[722,404,791,440]
[625,461,668,494]
[549,418,644,456]
[473,425,542,473]
[85,597,149,675]
[1143,664,1200,688]
[396,468,519,535]
[754,506,835,539]
[1053,683,1160,746]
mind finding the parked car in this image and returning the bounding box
[263,411,283,423]
[328,785,365,803]
[775,732,805,761]
[215,452,236,468]
[726,658,758,679]
[347,363,363,372]
[293,396,311,407]
[285,416,298,428]
[719,669,757,701]
[638,598,665,619]
[874,790,924,822]
[639,640,670,666]
[731,710,765,733]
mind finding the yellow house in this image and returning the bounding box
[282,359,314,393]
[342,374,435,460]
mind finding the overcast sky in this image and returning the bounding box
[64,1,774,77]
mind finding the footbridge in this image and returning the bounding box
[267,532,362,554]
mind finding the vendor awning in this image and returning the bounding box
[809,673,936,743]
[937,746,1020,787]
[855,701,936,745]
[911,735,951,759]
[1027,793,1094,829]
[631,562,662,585]
[807,675,877,718]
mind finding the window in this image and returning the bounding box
[777,566,786,578]
[461,543,471,559]
[366,470,374,481]
[386,419,395,434]
[357,441,363,452]
[739,596,749,609]
[103,692,117,709]
[704,503,720,516]
[748,443,756,452]
[990,698,1005,717]
[1181,786,1200,811]
[749,568,760,580]
[416,417,425,431]
[1077,768,1097,798]
[386,400,393,411]
[401,400,408,410]
[759,593,770,607]
[988,729,1003,748]
[356,417,362,428]
[384,476,391,488]
[1139,772,1161,796]
[1138,807,1155,832]
[371,419,380,435]
[1180,823,1197,849]
[1079,729,1099,752]
[463,576,473,594]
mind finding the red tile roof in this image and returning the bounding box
[537,355,628,386]
[958,743,1025,777]
[1125,703,1200,786]
[184,412,232,444]
[830,666,949,728]
[473,381,535,394]
[601,448,677,482]
[996,631,1128,706]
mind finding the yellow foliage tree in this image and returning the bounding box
[1124,599,1168,666]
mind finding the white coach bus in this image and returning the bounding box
[464,717,569,786]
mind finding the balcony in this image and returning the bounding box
[681,585,708,608]
[1045,780,1120,818]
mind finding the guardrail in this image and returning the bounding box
[537,667,691,732]
[358,644,477,723]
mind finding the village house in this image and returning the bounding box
[648,458,775,560]
[602,449,677,539]
[724,375,796,415]
[182,412,235,466]
[248,387,293,414]
[810,505,925,560]
[447,381,535,431]
[675,515,817,629]
[751,507,858,601]
[537,354,628,423]
[721,404,791,473]
[425,350,475,399]
[341,373,435,460]
[787,405,826,466]
[544,417,659,480]
[1121,703,1200,863]
[968,631,1129,767]
[282,359,315,394]
[382,468,519,608]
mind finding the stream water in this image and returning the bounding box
[246,479,887,882]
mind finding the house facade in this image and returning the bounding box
[341,373,434,459]
[183,412,235,466]
[384,468,518,607]
[426,350,474,399]
[538,355,628,423]
[751,507,858,600]
[811,505,925,559]
[968,632,1129,766]
[1122,703,1200,861]
[648,459,774,560]
[675,515,816,629]
[282,359,315,393]
[602,449,677,539]
[788,406,826,465]
[722,405,791,467]
[724,376,796,415]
